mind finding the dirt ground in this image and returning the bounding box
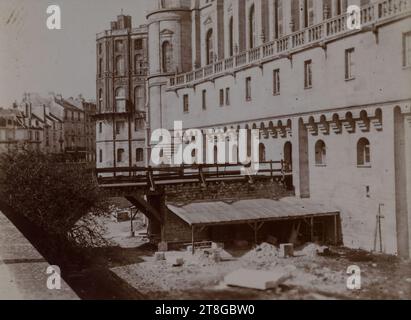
[102,219,411,300]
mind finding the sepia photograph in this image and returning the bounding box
[0,0,410,309]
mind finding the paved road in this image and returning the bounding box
[0,254,23,300]
[0,211,78,300]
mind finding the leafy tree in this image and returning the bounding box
[0,151,109,250]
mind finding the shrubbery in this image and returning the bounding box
[0,151,109,251]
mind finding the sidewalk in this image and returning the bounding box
[0,211,78,300]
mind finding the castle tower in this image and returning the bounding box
[146,0,193,164]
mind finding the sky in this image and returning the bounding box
[0,0,152,107]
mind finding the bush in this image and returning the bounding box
[0,150,109,250]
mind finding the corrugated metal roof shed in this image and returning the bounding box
[168,197,339,226]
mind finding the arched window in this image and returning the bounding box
[284,142,292,172]
[98,58,103,76]
[98,89,103,113]
[213,145,218,164]
[315,140,326,165]
[259,143,266,162]
[231,144,238,164]
[357,138,371,166]
[117,148,125,163]
[323,0,332,19]
[274,0,283,39]
[115,87,126,112]
[134,86,145,112]
[162,41,172,73]
[206,29,214,65]
[136,148,144,162]
[115,56,124,75]
[229,17,234,56]
[249,5,256,49]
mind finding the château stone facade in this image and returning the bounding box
[96,0,411,257]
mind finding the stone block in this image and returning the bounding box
[166,256,184,267]
[211,242,224,249]
[224,268,292,291]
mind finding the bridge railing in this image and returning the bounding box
[96,161,290,186]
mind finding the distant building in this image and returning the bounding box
[1,93,97,163]
[55,95,97,162]
[95,14,148,170]
[0,108,37,154]
[19,93,64,154]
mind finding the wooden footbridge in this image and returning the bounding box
[96,161,290,190]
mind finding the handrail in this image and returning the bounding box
[96,160,291,186]
[96,161,284,174]
[168,0,410,89]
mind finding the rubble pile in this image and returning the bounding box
[242,243,279,263]
[295,243,329,258]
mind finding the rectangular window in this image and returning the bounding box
[117,149,125,162]
[403,32,411,67]
[135,118,144,131]
[183,94,189,113]
[304,60,312,89]
[98,43,102,55]
[245,77,252,101]
[116,121,124,135]
[202,90,207,110]
[225,88,230,106]
[219,89,224,106]
[273,69,280,95]
[345,48,355,80]
[115,40,123,52]
[274,0,283,38]
[135,39,143,50]
[136,148,144,162]
[99,150,103,163]
[99,122,102,134]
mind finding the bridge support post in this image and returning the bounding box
[191,226,195,255]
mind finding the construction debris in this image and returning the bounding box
[242,243,279,262]
[224,268,292,291]
[154,252,166,261]
[266,235,278,246]
[295,243,328,258]
[279,243,294,258]
[233,240,249,248]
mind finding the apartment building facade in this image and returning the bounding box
[95,15,149,170]
[7,93,97,162]
[0,108,40,154]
